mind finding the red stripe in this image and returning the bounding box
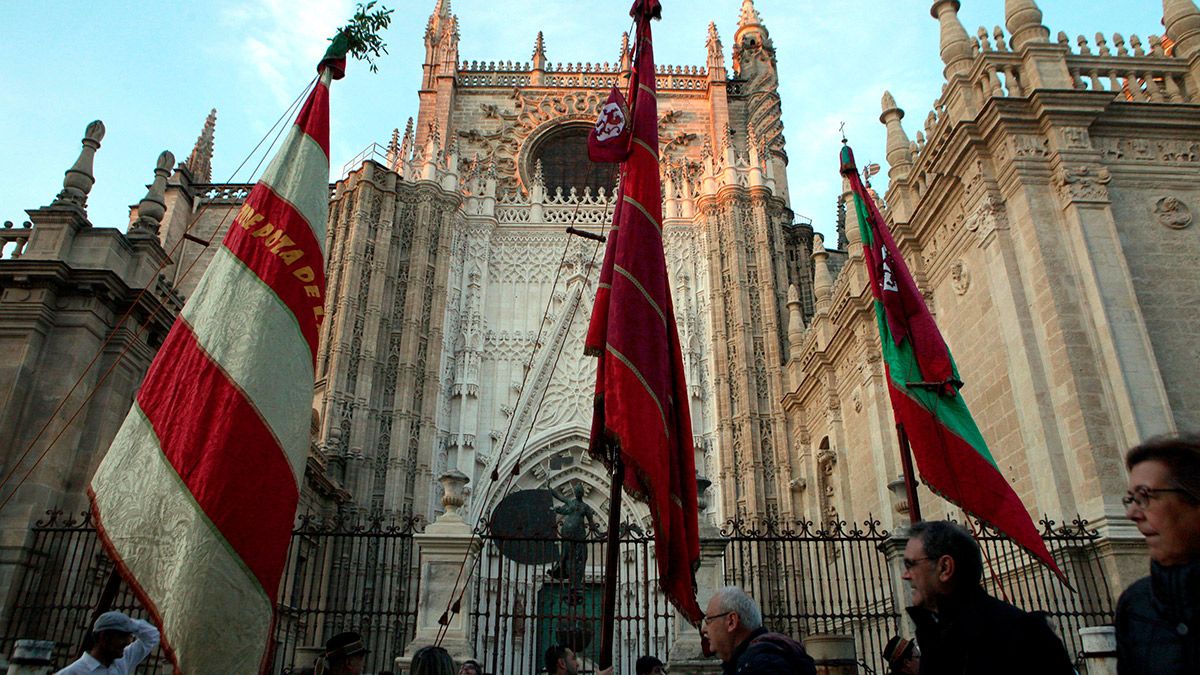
[889,386,1065,578]
[137,321,299,599]
[295,80,330,157]
[224,186,326,364]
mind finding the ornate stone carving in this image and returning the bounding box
[1096,137,1200,164]
[965,193,1008,245]
[1154,196,1193,229]
[1053,165,1111,203]
[996,134,1049,165]
[1058,127,1090,149]
[459,89,605,193]
[950,260,970,295]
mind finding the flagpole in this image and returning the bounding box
[599,447,623,671]
[896,423,923,525]
[78,568,123,654]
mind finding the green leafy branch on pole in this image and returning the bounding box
[333,2,395,73]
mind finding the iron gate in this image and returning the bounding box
[1,509,423,674]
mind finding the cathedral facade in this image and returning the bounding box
[6,0,1200,639]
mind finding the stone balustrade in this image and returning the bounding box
[457,59,710,91]
[0,221,32,259]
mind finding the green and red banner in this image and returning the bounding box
[839,144,1065,582]
[88,40,348,673]
[586,0,704,624]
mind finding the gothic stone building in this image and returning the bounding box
[5,0,1200,645]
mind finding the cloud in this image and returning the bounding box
[221,0,352,108]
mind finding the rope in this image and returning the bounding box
[0,77,317,515]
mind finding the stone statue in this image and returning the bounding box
[545,481,596,603]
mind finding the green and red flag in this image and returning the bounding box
[88,37,348,673]
[839,144,1066,582]
[586,0,704,624]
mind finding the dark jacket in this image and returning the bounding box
[907,588,1074,675]
[722,626,816,675]
[1115,560,1200,675]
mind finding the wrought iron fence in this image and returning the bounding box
[2,509,1114,674]
[469,520,672,675]
[0,509,172,673]
[721,517,900,675]
[967,515,1116,665]
[1,509,423,674]
[273,511,424,674]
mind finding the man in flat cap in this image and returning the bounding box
[315,631,369,675]
[55,610,159,674]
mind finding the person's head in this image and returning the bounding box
[635,655,666,675]
[903,520,982,611]
[882,635,919,675]
[458,659,482,675]
[701,586,763,663]
[89,611,136,665]
[543,644,578,675]
[410,645,456,675]
[1125,434,1200,566]
[324,631,369,675]
[573,483,585,499]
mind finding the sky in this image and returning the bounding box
[0,0,1169,242]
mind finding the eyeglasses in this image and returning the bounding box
[902,556,931,571]
[1122,486,1193,509]
[702,611,732,625]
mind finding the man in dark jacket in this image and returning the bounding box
[902,520,1073,675]
[700,586,815,675]
[1115,434,1200,674]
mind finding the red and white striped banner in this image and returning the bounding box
[89,48,344,674]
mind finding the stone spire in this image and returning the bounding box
[531,31,547,71]
[619,32,632,73]
[387,127,402,170]
[1005,0,1050,50]
[786,284,806,348]
[880,91,913,183]
[51,120,105,212]
[931,0,974,80]
[812,234,833,314]
[131,151,175,237]
[424,0,459,83]
[184,108,216,183]
[737,0,763,33]
[706,22,726,74]
[399,117,415,173]
[733,0,776,84]
[1164,0,1200,58]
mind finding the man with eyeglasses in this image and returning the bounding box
[901,520,1073,674]
[1115,433,1200,675]
[699,586,815,674]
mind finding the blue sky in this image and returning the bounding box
[0,1,1167,242]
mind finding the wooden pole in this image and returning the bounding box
[79,567,122,654]
[598,450,624,671]
[897,423,923,525]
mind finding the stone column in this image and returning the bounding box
[667,528,727,674]
[398,470,478,671]
[881,478,914,635]
[668,479,726,675]
[1078,626,1117,675]
[806,634,858,675]
[6,639,53,675]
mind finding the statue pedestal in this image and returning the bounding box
[668,525,726,673]
[1079,626,1117,675]
[400,472,479,670]
[807,634,858,675]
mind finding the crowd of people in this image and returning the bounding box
[54,434,1198,674]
